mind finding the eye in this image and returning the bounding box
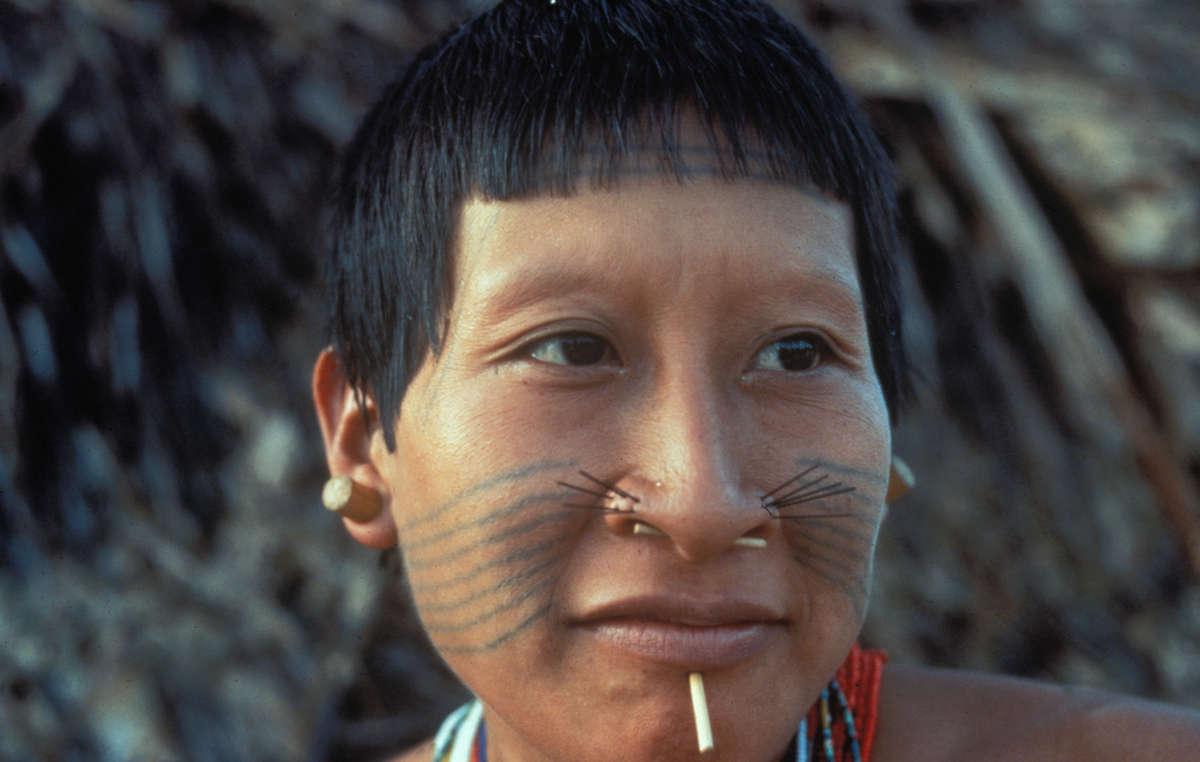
[750,333,829,372]
[526,332,618,367]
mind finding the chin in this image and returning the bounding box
[485,667,806,762]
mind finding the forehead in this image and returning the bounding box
[453,174,860,317]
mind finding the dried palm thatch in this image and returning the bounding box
[0,1,1197,760]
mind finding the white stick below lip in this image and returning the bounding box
[689,672,714,754]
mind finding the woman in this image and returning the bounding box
[312,1,1200,759]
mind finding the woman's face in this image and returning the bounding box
[370,176,891,761]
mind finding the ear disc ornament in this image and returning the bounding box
[886,457,915,503]
[322,475,382,523]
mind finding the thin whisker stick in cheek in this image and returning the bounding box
[577,470,641,503]
[759,464,820,504]
[772,474,829,504]
[770,484,857,510]
[768,474,834,508]
[760,467,856,515]
[561,502,629,515]
[557,470,642,514]
[556,481,608,500]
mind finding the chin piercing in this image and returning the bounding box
[689,672,715,754]
[322,475,382,523]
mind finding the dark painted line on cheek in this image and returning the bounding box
[788,531,869,587]
[784,519,873,608]
[437,602,554,654]
[409,506,581,588]
[404,507,579,583]
[790,460,888,496]
[788,535,867,583]
[403,490,569,557]
[413,541,560,599]
[776,512,874,528]
[780,516,875,546]
[403,472,590,654]
[473,501,582,548]
[416,554,564,613]
[400,458,578,532]
[790,553,869,612]
[787,524,874,568]
[423,573,559,632]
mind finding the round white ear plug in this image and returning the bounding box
[322,475,382,523]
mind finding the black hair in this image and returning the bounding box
[329,0,908,449]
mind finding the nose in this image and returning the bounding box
[600,370,775,561]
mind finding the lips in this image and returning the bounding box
[572,595,787,670]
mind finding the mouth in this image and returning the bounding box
[572,595,788,670]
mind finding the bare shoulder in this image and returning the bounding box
[872,663,1200,762]
[385,738,434,762]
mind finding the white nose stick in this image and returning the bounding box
[689,672,714,753]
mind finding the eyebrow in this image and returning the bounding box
[469,261,612,323]
[470,256,865,328]
[754,262,866,324]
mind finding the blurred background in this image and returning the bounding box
[1,0,1198,759]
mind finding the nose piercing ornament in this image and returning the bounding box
[633,520,766,547]
[558,470,641,513]
[632,521,665,536]
[322,475,382,523]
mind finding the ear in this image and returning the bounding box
[313,347,398,549]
